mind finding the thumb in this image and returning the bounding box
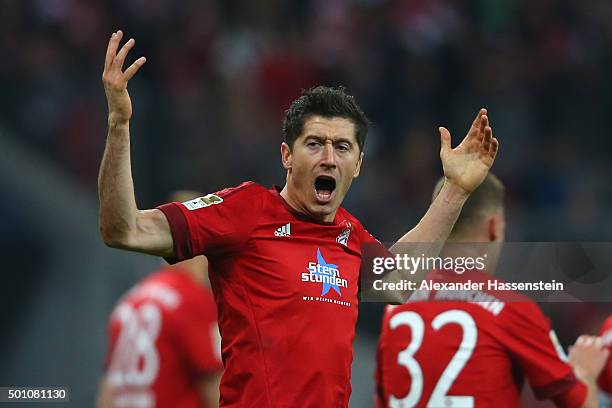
[439,127,451,155]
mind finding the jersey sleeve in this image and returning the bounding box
[499,302,587,407]
[170,290,223,375]
[157,182,265,263]
[598,316,612,396]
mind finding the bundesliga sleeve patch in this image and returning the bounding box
[182,194,224,210]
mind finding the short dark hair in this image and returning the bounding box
[432,174,505,233]
[282,86,368,151]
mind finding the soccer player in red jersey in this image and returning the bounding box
[98,256,222,408]
[375,175,608,408]
[97,194,223,408]
[98,30,498,407]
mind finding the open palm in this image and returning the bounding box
[439,109,499,194]
[102,30,147,124]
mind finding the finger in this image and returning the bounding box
[482,125,493,150]
[473,115,488,144]
[595,337,603,349]
[584,336,595,345]
[466,108,487,141]
[490,138,499,159]
[113,37,136,71]
[439,127,451,155]
[104,30,123,72]
[124,56,147,81]
[471,108,487,129]
[479,115,488,138]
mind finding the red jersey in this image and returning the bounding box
[599,316,612,399]
[375,271,587,408]
[105,267,222,408]
[157,182,377,407]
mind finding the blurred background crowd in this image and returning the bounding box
[1,0,611,406]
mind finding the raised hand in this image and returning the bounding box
[569,335,609,383]
[102,30,147,125]
[439,108,499,194]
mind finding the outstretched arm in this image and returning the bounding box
[393,108,498,247]
[98,30,173,257]
[373,109,499,303]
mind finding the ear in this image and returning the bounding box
[487,215,505,242]
[281,142,292,170]
[487,218,497,242]
[353,151,364,178]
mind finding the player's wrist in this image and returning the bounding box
[438,179,470,204]
[573,365,599,386]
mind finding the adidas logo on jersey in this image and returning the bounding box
[274,223,291,237]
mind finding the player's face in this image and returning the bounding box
[281,116,363,222]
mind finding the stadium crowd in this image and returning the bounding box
[2,0,612,240]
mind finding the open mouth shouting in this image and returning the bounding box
[314,175,337,204]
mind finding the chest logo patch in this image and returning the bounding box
[302,248,348,297]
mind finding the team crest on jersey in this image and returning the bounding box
[336,228,350,246]
[336,221,352,246]
[182,194,223,210]
[301,248,348,297]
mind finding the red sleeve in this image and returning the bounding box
[171,289,223,375]
[598,316,612,395]
[500,302,587,407]
[156,182,265,263]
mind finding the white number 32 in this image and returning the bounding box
[389,310,477,408]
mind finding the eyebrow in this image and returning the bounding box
[304,135,355,146]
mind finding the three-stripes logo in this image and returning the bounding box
[274,223,291,237]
